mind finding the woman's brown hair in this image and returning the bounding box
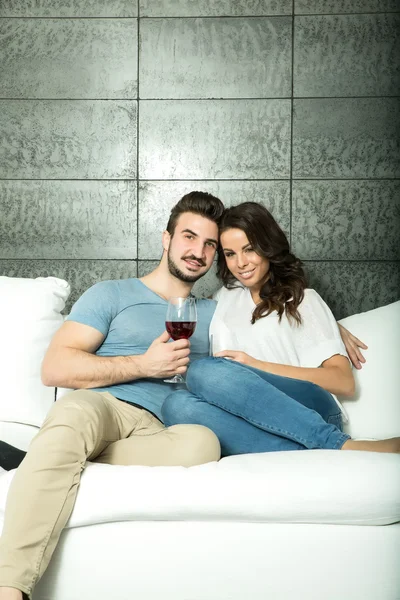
[217,202,307,325]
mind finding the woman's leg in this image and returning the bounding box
[227,360,344,428]
[162,389,305,456]
[177,357,349,451]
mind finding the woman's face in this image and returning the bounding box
[220,228,270,293]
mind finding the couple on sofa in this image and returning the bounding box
[1,191,399,600]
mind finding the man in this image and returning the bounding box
[0,191,224,600]
[0,190,366,599]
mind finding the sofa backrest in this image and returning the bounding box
[0,276,399,447]
[0,276,70,429]
[339,300,400,440]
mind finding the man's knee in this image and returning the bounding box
[33,391,116,459]
[168,424,221,465]
[44,390,109,433]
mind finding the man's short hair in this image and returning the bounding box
[166,191,225,236]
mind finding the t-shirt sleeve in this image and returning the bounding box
[291,289,349,368]
[66,280,119,336]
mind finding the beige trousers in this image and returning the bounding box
[0,390,220,598]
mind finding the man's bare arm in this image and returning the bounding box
[41,321,190,389]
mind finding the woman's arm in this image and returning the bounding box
[338,323,368,370]
[213,350,355,397]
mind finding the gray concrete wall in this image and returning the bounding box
[0,1,399,317]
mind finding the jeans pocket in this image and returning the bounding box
[327,413,343,432]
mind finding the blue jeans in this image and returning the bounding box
[162,357,350,457]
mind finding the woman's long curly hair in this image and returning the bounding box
[217,202,307,325]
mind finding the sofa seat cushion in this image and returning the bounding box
[0,421,39,452]
[1,450,399,529]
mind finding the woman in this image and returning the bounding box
[162,202,400,455]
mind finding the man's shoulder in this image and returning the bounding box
[195,296,217,314]
[73,278,138,310]
[90,277,138,294]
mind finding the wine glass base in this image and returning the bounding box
[163,375,185,384]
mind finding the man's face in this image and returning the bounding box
[164,212,219,283]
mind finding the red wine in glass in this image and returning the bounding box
[166,321,196,340]
[164,297,197,383]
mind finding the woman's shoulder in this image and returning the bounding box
[298,288,336,324]
[300,288,325,306]
[213,283,245,302]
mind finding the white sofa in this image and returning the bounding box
[0,276,399,600]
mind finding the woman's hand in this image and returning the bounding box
[214,350,258,368]
[338,324,368,370]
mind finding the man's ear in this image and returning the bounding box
[162,230,171,253]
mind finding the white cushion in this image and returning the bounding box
[339,300,400,440]
[1,450,399,527]
[30,521,400,600]
[0,276,70,427]
[0,421,39,451]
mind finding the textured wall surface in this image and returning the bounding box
[0,1,399,318]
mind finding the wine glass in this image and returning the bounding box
[164,296,197,383]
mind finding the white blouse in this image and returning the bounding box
[210,285,350,422]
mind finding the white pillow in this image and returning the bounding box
[339,300,400,440]
[0,276,70,427]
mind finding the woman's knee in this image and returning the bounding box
[162,390,197,425]
[186,357,224,393]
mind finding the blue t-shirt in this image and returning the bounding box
[66,279,216,421]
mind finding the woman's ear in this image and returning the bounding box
[162,230,171,253]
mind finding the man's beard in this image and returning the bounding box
[167,250,205,283]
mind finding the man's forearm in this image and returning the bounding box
[41,347,146,389]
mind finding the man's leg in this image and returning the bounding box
[0,390,140,600]
[95,398,220,466]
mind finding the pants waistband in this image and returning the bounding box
[116,398,160,422]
